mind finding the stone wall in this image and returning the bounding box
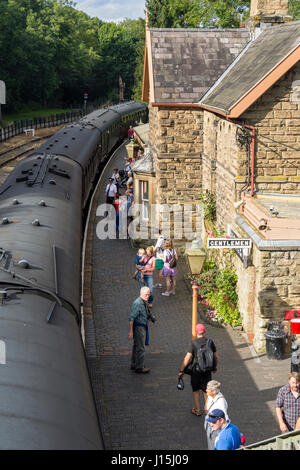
[202,111,248,232]
[242,62,300,193]
[231,218,300,352]
[149,104,203,245]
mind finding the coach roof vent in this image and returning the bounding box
[17,259,30,269]
[32,219,41,226]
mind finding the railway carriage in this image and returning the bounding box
[0,101,147,449]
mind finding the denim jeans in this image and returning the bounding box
[131,325,146,370]
[138,274,153,304]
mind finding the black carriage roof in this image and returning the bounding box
[0,293,102,449]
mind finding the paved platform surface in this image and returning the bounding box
[84,142,291,450]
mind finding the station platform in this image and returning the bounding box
[83,141,290,450]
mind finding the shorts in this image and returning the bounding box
[191,371,212,392]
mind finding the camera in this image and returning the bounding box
[177,377,184,390]
[147,312,156,323]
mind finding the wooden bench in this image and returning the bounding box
[24,128,35,137]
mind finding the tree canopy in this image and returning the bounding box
[0,0,145,111]
[146,0,300,28]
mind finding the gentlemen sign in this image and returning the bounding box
[207,238,252,248]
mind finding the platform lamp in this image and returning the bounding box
[184,238,206,340]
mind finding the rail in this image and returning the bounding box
[240,429,300,450]
[0,107,94,143]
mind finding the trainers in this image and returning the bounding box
[154,283,162,288]
[162,291,170,296]
[135,368,150,374]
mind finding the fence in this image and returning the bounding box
[240,429,300,450]
[0,106,94,143]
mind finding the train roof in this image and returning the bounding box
[0,292,102,449]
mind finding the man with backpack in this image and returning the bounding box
[178,324,218,416]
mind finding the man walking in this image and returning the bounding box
[128,286,155,374]
[276,372,300,432]
[178,324,218,416]
[206,409,241,450]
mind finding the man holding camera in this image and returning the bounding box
[128,286,156,374]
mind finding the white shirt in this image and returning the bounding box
[155,236,165,259]
[105,183,117,198]
[206,393,229,421]
[111,173,120,184]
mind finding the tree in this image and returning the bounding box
[146,0,251,28]
[289,0,300,20]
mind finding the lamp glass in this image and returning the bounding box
[185,248,206,275]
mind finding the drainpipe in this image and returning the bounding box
[226,117,256,196]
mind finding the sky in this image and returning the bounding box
[73,0,146,23]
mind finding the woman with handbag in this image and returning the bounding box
[204,380,229,450]
[161,239,178,296]
[140,246,156,307]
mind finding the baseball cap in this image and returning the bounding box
[195,323,206,334]
[206,409,225,423]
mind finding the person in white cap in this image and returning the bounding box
[178,324,218,416]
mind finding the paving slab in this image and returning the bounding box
[84,142,291,450]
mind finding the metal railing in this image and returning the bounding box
[0,106,95,143]
[240,429,300,450]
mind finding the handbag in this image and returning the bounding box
[169,249,177,269]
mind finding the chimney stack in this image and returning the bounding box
[250,0,291,27]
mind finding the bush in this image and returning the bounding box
[206,269,242,326]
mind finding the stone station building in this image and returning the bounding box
[138,0,300,351]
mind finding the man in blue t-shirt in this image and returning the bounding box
[206,409,241,450]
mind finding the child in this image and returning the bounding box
[133,248,145,283]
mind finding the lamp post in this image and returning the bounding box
[185,239,206,340]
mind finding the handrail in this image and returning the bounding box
[240,429,300,450]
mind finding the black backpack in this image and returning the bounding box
[193,339,214,373]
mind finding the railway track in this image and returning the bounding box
[0,132,57,185]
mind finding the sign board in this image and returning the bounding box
[207,238,252,249]
[0,81,6,105]
[207,229,252,268]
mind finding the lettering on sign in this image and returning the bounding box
[207,238,252,248]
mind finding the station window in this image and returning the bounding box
[140,180,149,221]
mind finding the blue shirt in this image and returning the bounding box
[214,423,241,450]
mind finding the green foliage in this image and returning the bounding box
[146,0,251,28]
[198,0,250,28]
[199,190,216,222]
[289,0,300,20]
[0,1,145,112]
[186,257,242,326]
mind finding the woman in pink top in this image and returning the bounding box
[141,246,156,307]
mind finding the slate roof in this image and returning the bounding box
[200,21,300,114]
[149,28,250,103]
[131,148,155,175]
[133,123,149,147]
